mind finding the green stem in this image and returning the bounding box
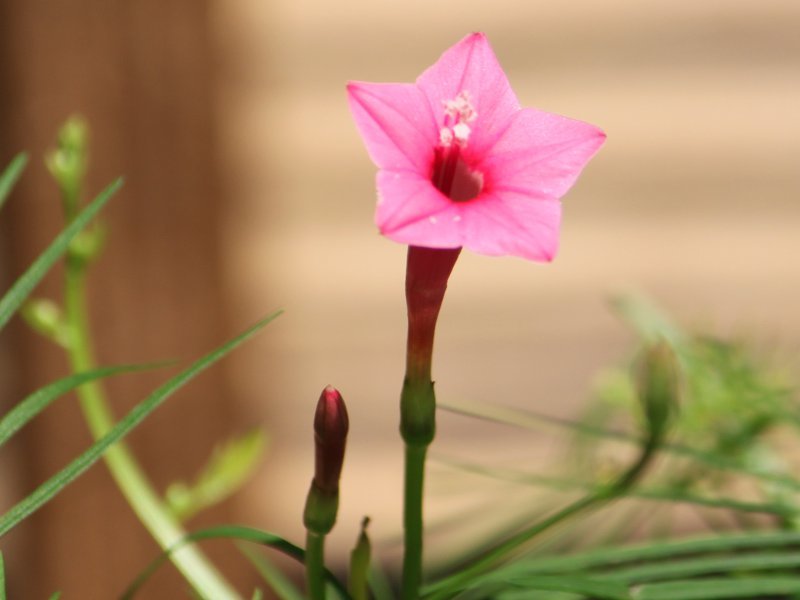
[402,442,428,600]
[63,257,241,600]
[399,247,459,600]
[305,531,326,600]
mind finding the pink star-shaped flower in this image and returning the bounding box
[347,33,606,261]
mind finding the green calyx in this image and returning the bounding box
[303,481,339,535]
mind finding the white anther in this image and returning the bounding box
[439,127,454,147]
[453,122,471,144]
[443,90,477,123]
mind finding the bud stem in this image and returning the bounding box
[305,530,326,600]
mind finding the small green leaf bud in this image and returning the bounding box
[349,517,371,600]
[21,299,69,347]
[45,116,89,218]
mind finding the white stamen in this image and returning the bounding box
[453,122,471,144]
[443,91,477,123]
[439,127,454,147]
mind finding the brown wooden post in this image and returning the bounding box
[0,1,255,596]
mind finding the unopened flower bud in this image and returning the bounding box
[45,116,89,219]
[636,340,680,441]
[21,299,70,347]
[313,385,349,494]
[304,385,349,535]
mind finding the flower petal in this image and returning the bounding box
[479,107,606,200]
[375,170,463,248]
[347,82,437,172]
[416,33,520,154]
[460,192,561,261]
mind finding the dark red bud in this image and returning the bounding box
[313,385,349,495]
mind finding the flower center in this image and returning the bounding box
[431,91,484,202]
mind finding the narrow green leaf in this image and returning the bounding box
[634,577,800,600]
[602,551,800,584]
[0,363,170,447]
[0,311,281,538]
[474,575,631,600]
[121,525,349,600]
[0,153,27,211]
[0,178,122,333]
[0,551,5,600]
[238,542,305,600]
[517,531,800,574]
[47,593,61,600]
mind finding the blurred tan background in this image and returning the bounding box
[0,0,799,597]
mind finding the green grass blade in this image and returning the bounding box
[0,363,170,447]
[634,577,800,600]
[0,153,27,211]
[516,531,800,574]
[0,178,122,333]
[238,542,305,600]
[0,311,280,538]
[0,551,5,600]
[121,525,349,600]
[601,551,800,584]
[472,575,631,600]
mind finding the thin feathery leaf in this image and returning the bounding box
[0,363,171,447]
[439,400,800,492]
[0,153,28,211]
[515,530,800,574]
[0,311,280,538]
[468,574,632,600]
[435,455,797,519]
[0,178,122,333]
[599,551,800,584]
[633,577,800,600]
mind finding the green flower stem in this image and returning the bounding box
[400,247,460,600]
[63,255,241,600]
[402,442,427,600]
[305,531,326,600]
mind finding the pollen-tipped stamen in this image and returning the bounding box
[432,91,483,202]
